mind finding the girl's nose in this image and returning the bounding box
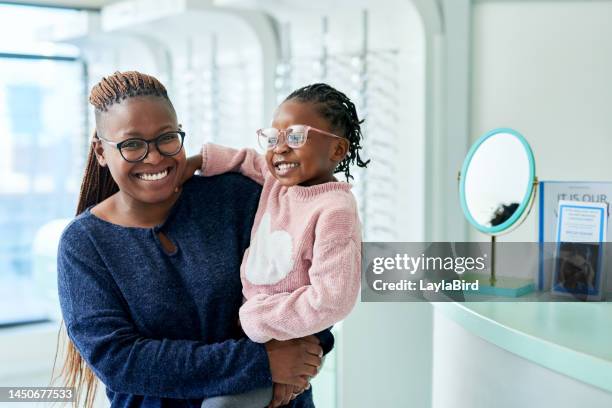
[273,138,290,153]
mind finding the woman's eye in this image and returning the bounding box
[158,134,177,144]
[122,141,143,150]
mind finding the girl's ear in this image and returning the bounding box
[92,131,108,167]
[331,138,349,162]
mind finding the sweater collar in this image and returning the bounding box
[287,181,352,201]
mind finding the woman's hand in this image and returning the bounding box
[267,383,293,408]
[267,383,311,408]
[265,335,322,389]
[290,383,307,400]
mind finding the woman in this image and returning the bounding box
[55,71,332,408]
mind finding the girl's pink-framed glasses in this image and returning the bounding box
[256,124,343,150]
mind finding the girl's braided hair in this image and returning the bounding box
[284,83,369,181]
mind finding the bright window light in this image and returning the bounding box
[0,5,86,326]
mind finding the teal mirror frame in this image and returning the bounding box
[459,128,536,235]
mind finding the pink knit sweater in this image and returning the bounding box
[201,143,361,343]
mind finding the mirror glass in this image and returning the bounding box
[460,129,535,234]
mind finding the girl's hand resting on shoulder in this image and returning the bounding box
[180,154,202,185]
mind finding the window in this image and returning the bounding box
[0,4,86,326]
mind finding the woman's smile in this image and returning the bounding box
[133,165,174,182]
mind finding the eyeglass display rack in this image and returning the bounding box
[275,10,400,241]
[175,34,258,153]
[52,2,416,243]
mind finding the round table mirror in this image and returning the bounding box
[460,128,536,235]
[458,128,537,294]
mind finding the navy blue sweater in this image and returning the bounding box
[57,174,332,408]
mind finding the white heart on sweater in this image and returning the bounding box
[245,212,294,285]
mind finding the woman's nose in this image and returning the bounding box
[143,145,164,164]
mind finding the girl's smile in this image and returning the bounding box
[272,155,301,176]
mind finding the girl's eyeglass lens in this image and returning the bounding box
[257,127,307,150]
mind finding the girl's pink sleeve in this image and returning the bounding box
[201,143,268,185]
[239,209,361,343]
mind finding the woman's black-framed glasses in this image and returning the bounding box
[96,130,186,163]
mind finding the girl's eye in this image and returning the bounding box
[287,132,305,144]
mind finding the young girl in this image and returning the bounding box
[193,83,369,407]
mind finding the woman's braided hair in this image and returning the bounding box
[284,83,370,181]
[53,71,172,407]
[89,70,171,112]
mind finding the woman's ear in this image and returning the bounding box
[92,131,108,167]
[330,138,349,162]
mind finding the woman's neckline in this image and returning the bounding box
[86,189,185,231]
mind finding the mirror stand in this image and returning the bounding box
[458,128,538,297]
[490,234,496,287]
[490,178,539,286]
[466,179,538,297]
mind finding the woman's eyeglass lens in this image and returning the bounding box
[118,131,185,162]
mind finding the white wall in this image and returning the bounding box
[470,0,612,243]
[467,0,612,291]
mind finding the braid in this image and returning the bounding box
[75,131,119,216]
[89,70,170,112]
[57,71,171,408]
[284,83,370,181]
